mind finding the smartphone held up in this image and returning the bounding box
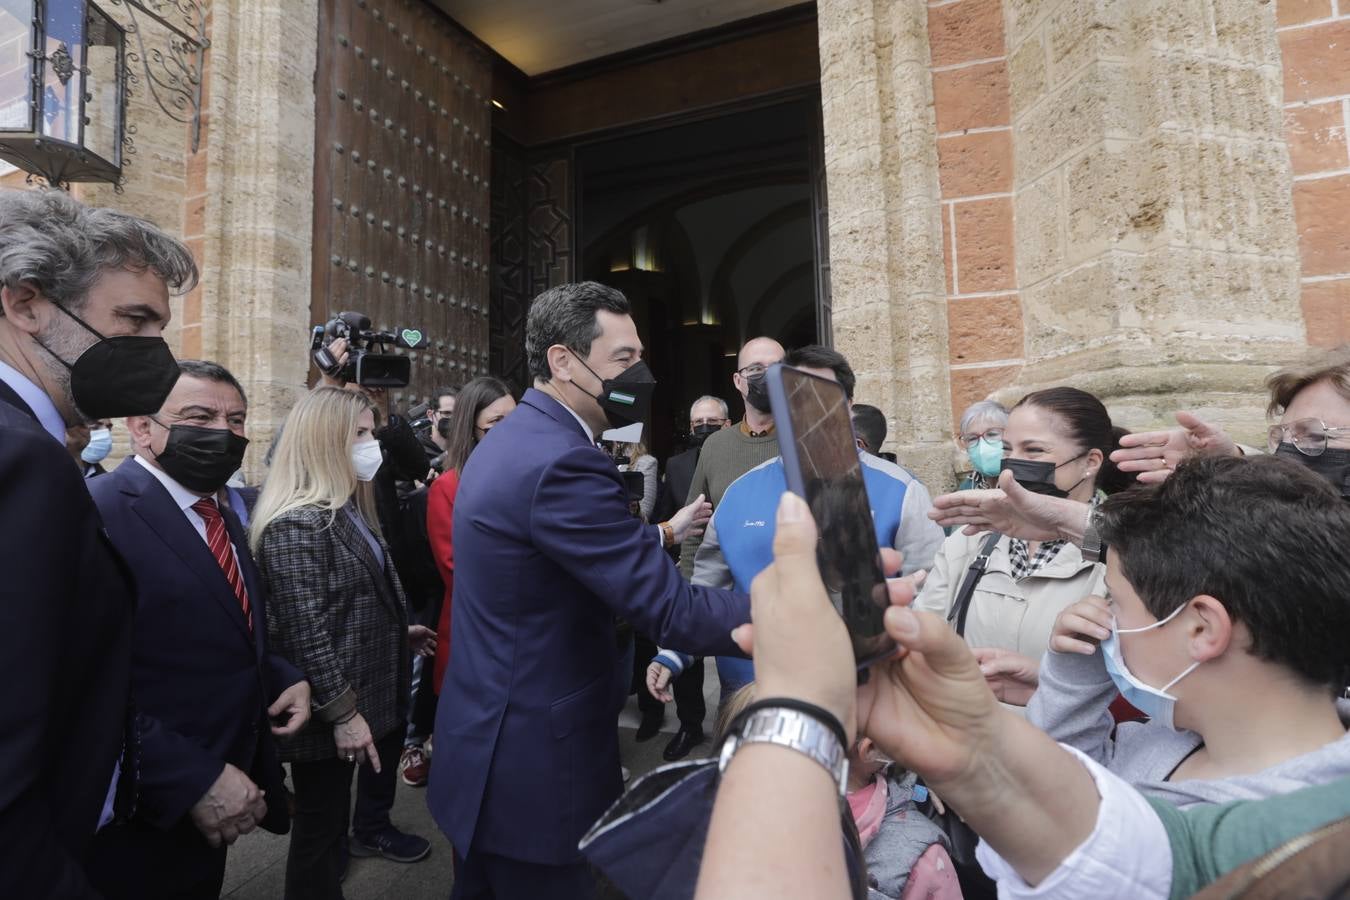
[765,363,896,670]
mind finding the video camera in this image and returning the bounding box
[311,311,430,388]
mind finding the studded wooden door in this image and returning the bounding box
[312,0,493,406]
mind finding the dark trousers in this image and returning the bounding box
[87,817,227,900]
[673,656,707,730]
[450,848,596,900]
[286,729,402,900]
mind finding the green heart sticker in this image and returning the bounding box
[401,329,424,346]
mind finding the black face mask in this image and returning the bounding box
[744,373,772,415]
[690,423,720,448]
[1001,451,1089,499]
[574,355,657,430]
[1275,442,1350,498]
[40,302,179,418]
[153,422,250,494]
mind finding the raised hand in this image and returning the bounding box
[1110,410,1238,484]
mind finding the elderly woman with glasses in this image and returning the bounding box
[955,399,1011,491]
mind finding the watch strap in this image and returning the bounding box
[718,706,849,796]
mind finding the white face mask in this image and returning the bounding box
[350,439,383,482]
[1100,602,1201,732]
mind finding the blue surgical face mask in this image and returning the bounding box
[81,427,112,464]
[1100,602,1200,731]
[967,437,1004,477]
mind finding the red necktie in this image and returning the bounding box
[191,497,253,634]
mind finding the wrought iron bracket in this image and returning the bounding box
[106,0,209,152]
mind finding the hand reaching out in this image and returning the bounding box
[670,493,712,544]
[1110,411,1238,484]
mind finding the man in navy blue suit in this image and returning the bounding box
[0,188,198,897]
[428,282,751,898]
[85,360,311,899]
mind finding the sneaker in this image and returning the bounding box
[399,746,429,787]
[350,826,432,863]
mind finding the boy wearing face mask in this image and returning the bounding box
[1028,454,1350,810]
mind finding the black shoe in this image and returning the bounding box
[635,711,664,742]
[350,826,431,863]
[662,727,705,761]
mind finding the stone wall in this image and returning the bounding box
[820,0,1320,491]
[1279,0,1350,347]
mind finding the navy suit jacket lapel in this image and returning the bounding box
[0,379,37,424]
[120,460,254,644]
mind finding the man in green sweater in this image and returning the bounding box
[678,335,785,578]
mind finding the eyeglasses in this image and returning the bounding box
[736,361,781,379]
[1267,418,1350,456]
[959,427,1005,446]
[691,418,727,428]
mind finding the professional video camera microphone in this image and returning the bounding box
[311,311,431,388]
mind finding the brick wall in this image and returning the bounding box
[1279,1,1350,347]
[929,0,1025,425]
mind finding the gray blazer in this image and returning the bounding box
[256,505,410,762]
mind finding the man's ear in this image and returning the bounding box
[124,415,155,452]
[0,282,43,333]
[1186,595,1233,663]
[546,344,574,384]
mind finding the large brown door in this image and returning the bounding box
[312,0,493,406]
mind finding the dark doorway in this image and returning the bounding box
[577,98,820,463]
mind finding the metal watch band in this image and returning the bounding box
[717,706,849,796]
[1082,507,1106,563]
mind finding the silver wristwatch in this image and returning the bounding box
[1081,507,1107,564]
[718,707,849,796]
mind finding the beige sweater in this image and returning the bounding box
[913,528,1107,660]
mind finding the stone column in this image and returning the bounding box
[1005,0,1306,441]
[817,0,954,489]
[195,0,320,477]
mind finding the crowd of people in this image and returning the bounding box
[5,183,1350,900]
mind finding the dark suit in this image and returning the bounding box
[428,389,749,897]
[0,381,135,898]
[653,446,699,526]
[84,458,304,899]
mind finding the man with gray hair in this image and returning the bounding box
[0,188,197,895]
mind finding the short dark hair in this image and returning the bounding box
[433,386,458,406]
[1014,387,1134,494]
[1097,455,1350,690]
[851,403,886,452]
[525,282,631,383]
[441,376,513,474]
[784,344,855,401]
[178,359,246,406]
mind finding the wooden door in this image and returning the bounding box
[312,0,493,406]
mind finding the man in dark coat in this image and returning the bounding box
[428,282,749,899]
[0,188,197,897]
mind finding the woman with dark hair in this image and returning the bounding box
[914,386,1134,706]
[426,376,516,694]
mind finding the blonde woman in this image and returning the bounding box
[617,440,659,521]
[249,387,435,899]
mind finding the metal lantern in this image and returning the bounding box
[0,0,127,185]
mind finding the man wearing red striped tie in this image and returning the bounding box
[85,360,312,900]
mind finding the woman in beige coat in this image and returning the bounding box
[915,387,1134,702]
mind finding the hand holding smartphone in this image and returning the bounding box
[766,363,895,669]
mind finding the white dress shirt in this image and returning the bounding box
[975,745,1173,899]
[133,454,245,570]
[0,358,66,443]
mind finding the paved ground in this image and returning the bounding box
[223,665,721,899]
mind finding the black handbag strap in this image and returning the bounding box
[948,531,1003,637]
